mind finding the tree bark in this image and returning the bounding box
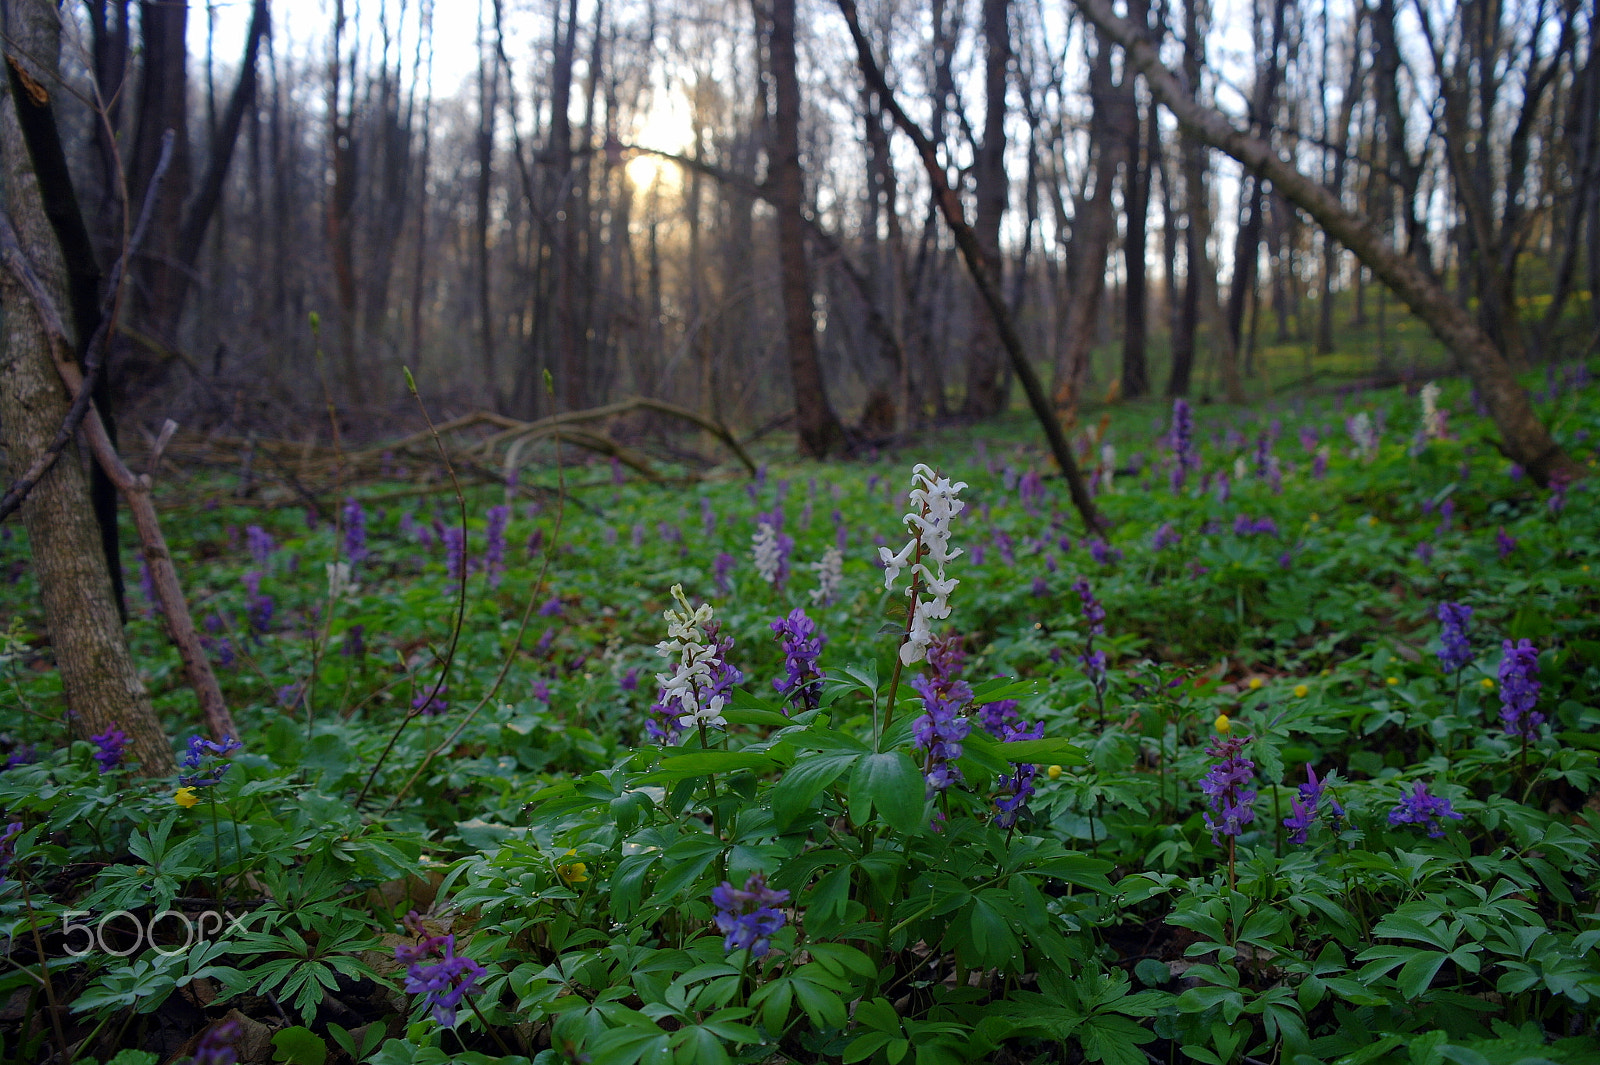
[960,0,1012,418]
[0,2,175,776]
[1121,85,1153,399]
[768,0,846,456]
[1074,0,1579,486]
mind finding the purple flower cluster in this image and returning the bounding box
[1282,765,1344,845]
[991,717,1045,828]
[911,673,972,794]
[711,873,790,957]
[191,1019,243,1065]
[443,527,467,581]
[180,735,243,789]
[1232,515,1279,537]
[1436,602,1473,676]
[1495,526,1517,559]
[413,684,450,717]
[1073,578,1108,708]
[343,498,368,564]
[484,505,510,588]
[395,912,485,1026]
[245,525,274,568]
[1498,639,1543,740]
[1387,780,1461,838]
[1018,469,1045,513]
[1088,538,1123,565]
[1169,399,1198,492]
[1151,523,1180,551]
[714,551,736,595]
[1200,735,1257,844]
[0,820,20,884]
[242,571,273,634]
[771,608,826,713]
[90,726,128,772]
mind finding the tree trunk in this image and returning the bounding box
[1121,85,1153,399]
[960,0,1012,418]
[1052,25,1134,413]
[0,1,175,776]
[1074,0,1579,486]
[768,0,846,456]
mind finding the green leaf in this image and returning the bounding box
[641,750,780,783]
[272,1026,329,1065]
[994,737,1088,765]
[849,751,926,834]
[771,752,860,830]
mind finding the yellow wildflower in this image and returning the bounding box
[1481,678,1495,691]
[1293,684,1309,698]
[174,787,199,809]
[557,849,588,884]
[1247,677,1264,691]
[1214,714,1231,733]
[1386,676,1400,686]
[1047,765,1063,780]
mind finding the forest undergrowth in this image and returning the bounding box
[1,367,1598,1065]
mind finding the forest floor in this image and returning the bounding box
[1,365,1598,1065]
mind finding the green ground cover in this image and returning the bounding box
[1,366,1598,1065]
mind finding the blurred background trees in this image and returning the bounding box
[43,0,1600,445]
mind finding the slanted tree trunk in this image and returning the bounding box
[767,0,846,456]
[0,2,174,776]
[1074,0,1580,486]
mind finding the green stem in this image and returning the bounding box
[879,528,927,743]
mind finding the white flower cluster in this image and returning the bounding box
[1347,412,1380,462]
[1098,443,1117,493]
[1420,383,1447,440]
[655,584,727,730]
[325,561,360,602]
[810,546,844,605]
[752,521,781,585]
[880,464,967,665]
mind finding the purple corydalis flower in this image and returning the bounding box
[191,1019,244,1065]
[1498,639,1542,740]
[413,685,449,717]
[484,505,510,588]
[993,718,1045,828]
[1436,603,1473,675]
[395,914,485,1027]
[621,668,639,691]
[90,726,128,772]
[443,527,466,581]
[343,498,367,564]
[1233,515,1279,537]
[995,530,1015,566]
[911,674,972,794]
[0,820,21,884]
[538,595,563,617]
[1282,765,1344,845]
[771,608,826,713]
[180,735,243,788]
[714,551,736,595]
[1170,398,1197,492]
[1152,523,1180,551]
[1088,538,1121,565]
[245,526,274,568]
[1388,779,1462,838]
[525,527,544,558]
[711,874,790,958]
[1200,735,1257,844]
[701,496,717,537]
[1496,526,1516,559]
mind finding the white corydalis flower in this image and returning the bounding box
[1347,412,1379,462]
[655,584,727,730]
[1099,443,1116,493]
[879,464,967,665]
[810,546,843,605]
[325,561,360,602]
[752,521,781,585]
